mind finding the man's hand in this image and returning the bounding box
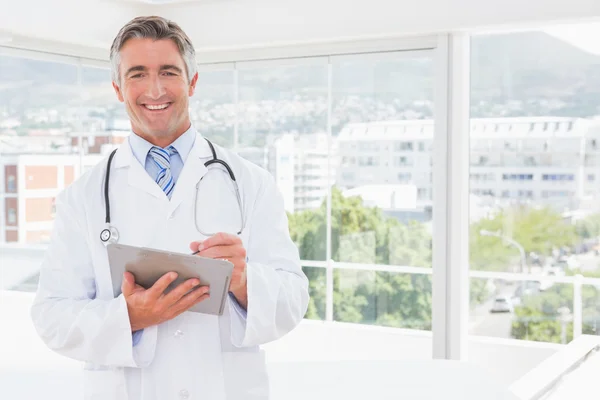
[190,233,248,309]
[121,271,210,332]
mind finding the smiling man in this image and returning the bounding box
[30,16,309,400]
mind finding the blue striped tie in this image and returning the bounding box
[149,146,177,199]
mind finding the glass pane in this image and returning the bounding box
[303,266,326,321]
[238,62,328,261]
[469,21,600,383]
[583,284,600,336]
[335,269,432,330]
[470,278,574,342]
[0,54,78,247]
[191,69,234,148]
[79,66,126,175]
[330,52,434,340]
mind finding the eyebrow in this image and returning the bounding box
[124,65,183,77]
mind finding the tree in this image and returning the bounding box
[575,213,600,240]
[511,273,600,343]
[288,187,433,329]
[470,206,577,272]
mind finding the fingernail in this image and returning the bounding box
[197,242,204,252]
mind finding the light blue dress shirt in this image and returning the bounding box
[128,126,247,346]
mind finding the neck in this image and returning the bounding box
[136,121,192,148]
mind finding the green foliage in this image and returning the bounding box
[290,189,600,343]
[575,213,600,239]
[289,187,433,329]
[470,206,577,272]
[511,282,600,343]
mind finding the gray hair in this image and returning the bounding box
[110,16,197,87]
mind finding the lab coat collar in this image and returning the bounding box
[113,127,212,169]
[111,131,211,209]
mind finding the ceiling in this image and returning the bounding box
[1,0,600,61]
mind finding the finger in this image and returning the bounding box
[190,241,203,252]
[147,272,178,300]
[167,286,210,318]
[160,277,201,306]
[121,272,136,297]
[196,233,241,252]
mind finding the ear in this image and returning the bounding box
[188,72,199,97]
[112,81,125,102]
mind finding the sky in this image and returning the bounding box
[543,21,600,55]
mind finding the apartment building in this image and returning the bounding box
[336,117,600,211]
[1,131,125,244]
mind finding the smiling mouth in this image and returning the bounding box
[143,103,171,111]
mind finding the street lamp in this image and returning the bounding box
[480,229,529,274]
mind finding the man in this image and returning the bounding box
[31,16,309,400]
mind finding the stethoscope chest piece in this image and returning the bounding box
[100,225,119,246]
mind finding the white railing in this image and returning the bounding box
[301,259,600,339]
[2,244,598,341]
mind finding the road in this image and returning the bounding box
[469,282,516,339]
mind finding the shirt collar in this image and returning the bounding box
[129,125,197,166]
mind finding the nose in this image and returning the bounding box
[146,74,166,100]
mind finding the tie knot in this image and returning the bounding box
[149,146,177,169]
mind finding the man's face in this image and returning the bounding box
[113,38,198,139]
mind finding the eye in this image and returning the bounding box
[162,72,176,76]
[130,73,143,79]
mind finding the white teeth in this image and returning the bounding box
[145,103,169,110]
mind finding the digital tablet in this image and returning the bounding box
[107,243,234,315]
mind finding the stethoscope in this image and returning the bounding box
[100,138,246,246]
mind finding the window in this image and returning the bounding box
[542,174,575,181]
[7,175,16,192]
[503,174,533,181]
[80,66,126,156]
[398,173,412,182]
[237,60,328,249]
[192,69,235,149]
[395,156,411,166]
[8,208,17,224]
[395,141,413,151]
[0,54,78,251]
[470,26,600,358]
[331,51,434,337]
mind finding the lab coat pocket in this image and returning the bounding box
[83,368,128,400]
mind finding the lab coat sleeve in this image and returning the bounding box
[30,190,157,368]
[229,171,309,347]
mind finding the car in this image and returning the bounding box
[490,295,514,313]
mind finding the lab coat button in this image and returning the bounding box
[174,329,184,338]
[179,389,190,399]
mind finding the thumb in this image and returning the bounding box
[121,272,135,296]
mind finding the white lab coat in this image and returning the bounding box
[30,132,310,400]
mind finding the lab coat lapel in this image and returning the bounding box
[113,137,166,200]
[168,134,210,215]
